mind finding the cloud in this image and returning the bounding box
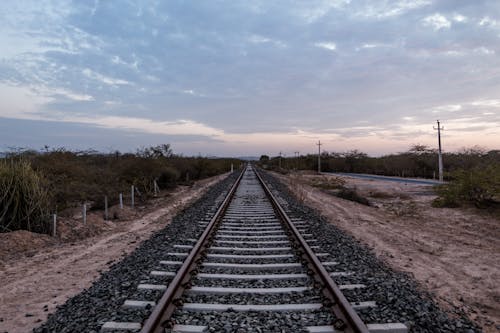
[44,88,94,101]
[248,35,286,47]
[82,68,130,86]
[1,0,500,155]
[422,13,451,30]
[63,116,224,136]
[452,14,467,23]
[293,0,351,23]
[314,42,337,51]
[471,99,500,107]
[431,104,462,113]
[473,47,495,55]
[355,0,431,19]
[180,89,206,97]
[104,100,121,106]
[0,83,53,119]
[479,16,499,27]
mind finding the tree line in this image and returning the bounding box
[260,145,499,179]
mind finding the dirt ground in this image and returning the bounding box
[0,173,228,333]
[277,171,499,333]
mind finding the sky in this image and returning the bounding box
[0,0,499,157]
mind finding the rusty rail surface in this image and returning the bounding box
[254,168,369,333]
[140,168,245,333]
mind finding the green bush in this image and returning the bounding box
[0,159,51,233]
[433,164,500,208]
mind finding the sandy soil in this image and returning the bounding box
[0,173,228,333]
[278,171,499,333]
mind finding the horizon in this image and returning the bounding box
[1,143,496,159]
[1,1,499,156]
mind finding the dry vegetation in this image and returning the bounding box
[278,171,499,332]
[261,145,500,210]
[0,145,240,235]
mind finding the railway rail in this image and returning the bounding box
[102,165,407,333]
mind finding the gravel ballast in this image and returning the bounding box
[32,167,482,333]
[33,172,240,333]
[258,169,481,333]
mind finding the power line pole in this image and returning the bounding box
[317,141,322,173]
[433,120,444,182]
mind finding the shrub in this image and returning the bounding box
[0,159,51,233]
[309,176,345,190]
[335,187,371,206]
[157,166,180,189]
[1,146,241,232]
[433,164,500,208]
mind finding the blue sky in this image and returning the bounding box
[1,0,499,156]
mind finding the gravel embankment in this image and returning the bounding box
[168,169,335,332]
[33,168,482,333]
[259,170,481,333]
[33,172,240,333]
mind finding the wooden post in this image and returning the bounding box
[131,185,135,208]
[104,196,108,220]
[153,180,159,196]
[83,203,87,224]
[119,193,123,209]
[231,163,233,172]
[53,214,57,237]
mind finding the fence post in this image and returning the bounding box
[131,185,135,208]
[231,163,233,172]
[53,214,57,237]
[104,196,108,220]
[153,180,158,196]
[83,203,87,224]
[119,193,123,209]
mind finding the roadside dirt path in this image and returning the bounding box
[278,171,499,333]
[0,173,228,333]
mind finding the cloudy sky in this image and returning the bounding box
[1,0,499,156]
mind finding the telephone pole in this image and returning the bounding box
[317,141,322,173]
[433,120,444,182]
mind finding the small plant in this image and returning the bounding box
[335,186,371,206]
[0,159,51,233]
[309,176,345,190]
[433,164,500,208]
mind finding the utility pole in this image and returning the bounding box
[317,141,322,173]
[279,151,282,169]
[433,120,444,182]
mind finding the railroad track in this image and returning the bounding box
[102,165,407,333]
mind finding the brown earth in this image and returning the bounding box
[277,171,499,333]
[0,173,228,333]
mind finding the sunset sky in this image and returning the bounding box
[1,0,499,156]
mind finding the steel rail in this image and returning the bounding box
[140,167,246,333]
[254,168,370,333]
